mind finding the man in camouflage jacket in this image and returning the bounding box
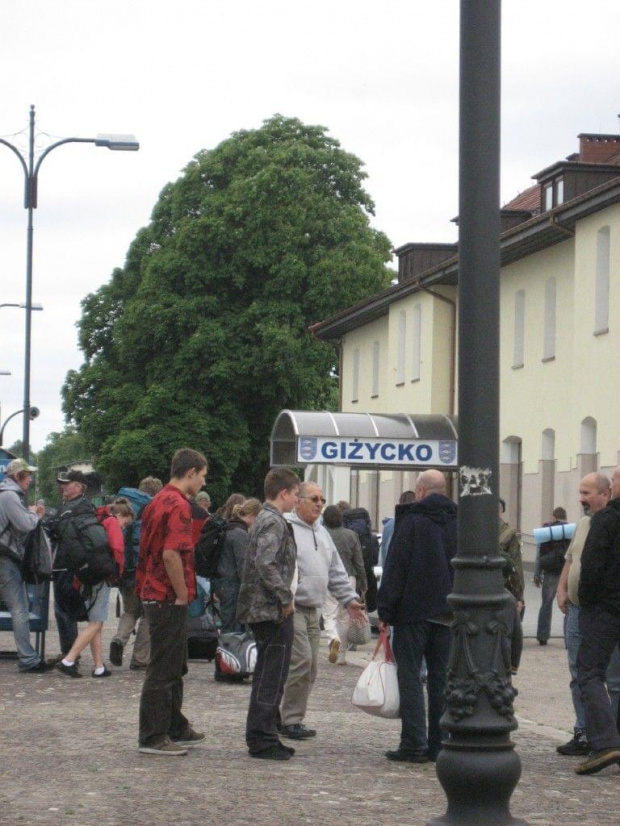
[237,468,299,761]
[499,498,524,611]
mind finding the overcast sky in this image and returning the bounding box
[1,0,619,454]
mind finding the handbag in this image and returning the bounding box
[347,606,371,646]
[351,627,400,718]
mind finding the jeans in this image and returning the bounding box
[212,578,242,634]
[565,602,620,733]
[577,605,620,751]
[139,602,189,747]
[392,621,451,759]
[536,571,560,642]
[0,555,41,670]
[246,615,294,753]
[112,584,150,666]
[281,606,321,726]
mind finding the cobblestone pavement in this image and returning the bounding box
[1,614,619,825]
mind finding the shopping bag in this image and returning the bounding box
[348,606,371,646]
[351,627,400,718]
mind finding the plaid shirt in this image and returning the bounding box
[136,484,196,602]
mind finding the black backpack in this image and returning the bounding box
[53,501,117,585]
[194,513,228,578]
[342,507,379,611]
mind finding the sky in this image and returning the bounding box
[1,0,619,454]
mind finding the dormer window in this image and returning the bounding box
[543,177,564,211]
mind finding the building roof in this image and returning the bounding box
[311,173,620,341]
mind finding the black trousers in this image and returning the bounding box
[246,615,294,753]
[577,604,620,751]
[139,601,189,747]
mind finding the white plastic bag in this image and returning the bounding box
[351,628,400,718]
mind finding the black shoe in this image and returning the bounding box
[575,747,620,775]
[249,745,291,761]
[56,662,82,679]
[557,733,590,756]
[537,638,548,646]
[109,639,124,667]
[129,663,148,671]
[92,666,112,678]
[22,660,55,673]
[278,724,317,740]
[278,741,296,755]
[385,749,430,764]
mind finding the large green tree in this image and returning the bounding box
[63,115,392,500]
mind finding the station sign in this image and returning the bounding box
[296,436,457,467]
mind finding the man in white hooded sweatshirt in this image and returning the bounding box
[279,482,364,739]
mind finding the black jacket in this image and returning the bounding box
[377,493,457,625]
[579,498,620,616]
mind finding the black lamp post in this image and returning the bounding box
[429,2,528,825]
[0,105,139,462]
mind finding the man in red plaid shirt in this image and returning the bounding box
[136,448,208,756]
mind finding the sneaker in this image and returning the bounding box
[385,749,430,764]
[22,660,56,673]
[278,724,317,740]
[249,745,291,761]
[56,662,82,679]
[92,666,112,678]
[109,639,124,667]
[557,732,590,756]
[278,742,296,755]
[171,728,205,747]
[139,737,188,756]
[328,639,340,664]
[574,747,620,775]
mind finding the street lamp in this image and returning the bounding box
[0,105,139,461]
[0,302,43,311]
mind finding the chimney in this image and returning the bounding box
[578,133,620,164]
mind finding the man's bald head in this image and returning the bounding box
[415,470,447,501]
[579,472,610,515]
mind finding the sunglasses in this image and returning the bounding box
[301,495,326,505]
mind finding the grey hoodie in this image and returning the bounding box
[285,512,357,609]
[0,477,39,562]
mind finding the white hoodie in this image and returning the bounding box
[285,511,357,609]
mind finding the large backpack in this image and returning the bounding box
[53,500,117,586]
[195,513,228,578]
[116,487,152,586]
[215,631,257,680]
[342,507,379,611]
[538,521,571,575]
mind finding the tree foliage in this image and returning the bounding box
[63,115,392,500]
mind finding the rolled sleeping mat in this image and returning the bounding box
[533,523,576,545]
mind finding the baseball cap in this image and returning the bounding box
[56,469,89,486]
[5,458,38,476]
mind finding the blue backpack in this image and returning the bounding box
[117,487,152,586]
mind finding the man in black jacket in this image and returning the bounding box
[377,469,457,763]
[575,465,620,775]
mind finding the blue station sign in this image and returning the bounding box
[297,436,457,467]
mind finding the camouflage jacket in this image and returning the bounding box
[236,504,297,624]
[499,519,524,603]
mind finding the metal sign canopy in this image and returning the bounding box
[270,410,458,469]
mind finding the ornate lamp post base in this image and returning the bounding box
[430,745,526,826]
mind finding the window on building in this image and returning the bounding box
[595,226,610,335]
[544,183,554,211]
[352,348,360,402]
[397,311,406,385]
[556,177,564,205]
[513,290,525,368]
[543,278,556,361]
[372,341,380,397]
[412,304,422,381]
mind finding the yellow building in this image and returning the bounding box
[310,132,620,556]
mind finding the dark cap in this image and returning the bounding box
[57,470,88,486]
